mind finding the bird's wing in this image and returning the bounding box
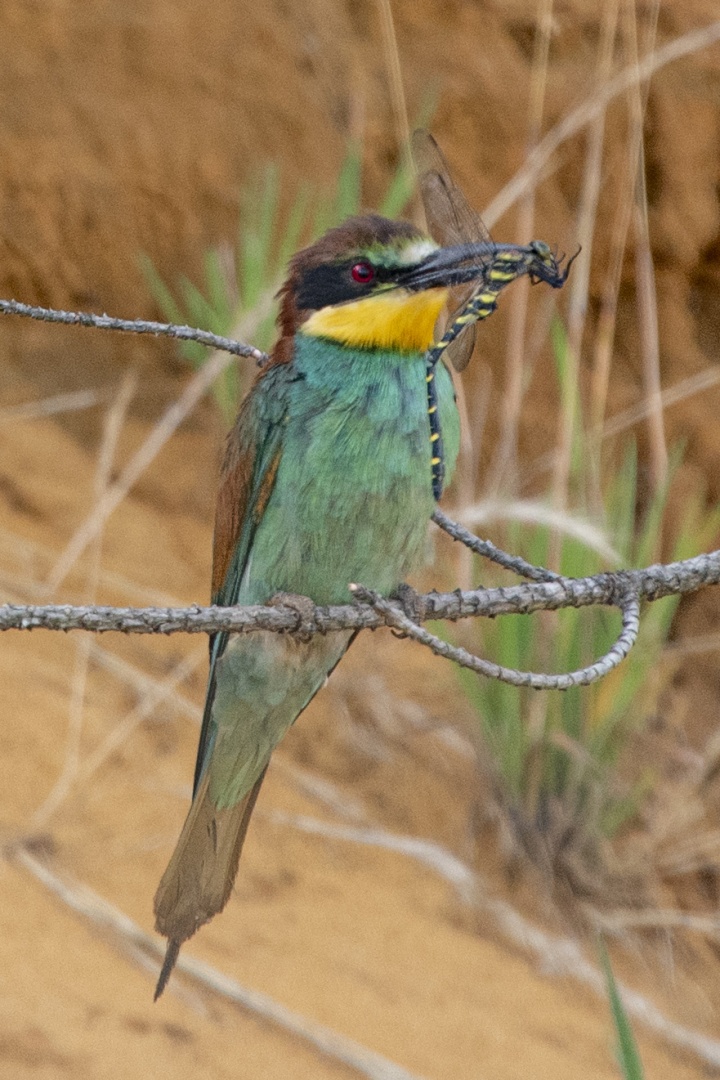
[193,363,292,795]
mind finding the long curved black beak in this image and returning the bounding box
[398,241,578,293]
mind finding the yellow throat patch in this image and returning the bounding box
[301,287,449,354]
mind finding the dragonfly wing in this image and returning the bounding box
[445,318,477,371]
[412,130,490,247]
[412,130,488,371]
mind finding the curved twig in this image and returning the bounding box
[352,585,641,689]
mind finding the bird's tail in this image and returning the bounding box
[153,766,267,999]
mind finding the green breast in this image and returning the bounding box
[241,334,460,605]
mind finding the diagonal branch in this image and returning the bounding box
[431,508,560,581]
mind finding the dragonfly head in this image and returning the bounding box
[527,241,581,288]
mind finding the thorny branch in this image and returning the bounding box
[2,539,719,691]
[0,298,269,365]
[1,298,719,691]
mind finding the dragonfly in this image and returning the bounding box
[412,130,577,499]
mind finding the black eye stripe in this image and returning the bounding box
[296,259,391,310]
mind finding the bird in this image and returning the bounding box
[152,139,573,999]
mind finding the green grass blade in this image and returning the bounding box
[598,939,645,1080]
[332,140,363,223]
[139,253,185,326]
[202,249,234,328]
[277,183,312,270]
[378,159,415,219]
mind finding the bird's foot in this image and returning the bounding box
[390,582,428,623]
[268,592,316,642]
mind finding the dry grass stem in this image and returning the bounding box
[0,387,112,425]
[45,294,276,594]
[45,350,235,593]
[523,366,720,491]
[12,848,430,1080]
[271,756,369,822]
[589,158,637,444]
[0,524,186,606]
[270,814,720,1070]
[627,0,667,492]
[550,0,619,549]
[603,366,720,439]
[76,647,206,788]
[89,643,202,724]
[32,373,137,828]
[488,0,553,494]
[594,908,720,938]
[482,21,720,230]
[456,498,622,563]
[567,0,618,356]
[589,0,656,448]
[376,0,412,177]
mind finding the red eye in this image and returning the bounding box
[351,260,375,284]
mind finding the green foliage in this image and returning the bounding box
[142,142,415,422]
[598,939,645,1079]
[457,320,720,840]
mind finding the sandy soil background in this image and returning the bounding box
[2,2,720,1077]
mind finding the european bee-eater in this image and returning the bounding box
[153,178,572,997]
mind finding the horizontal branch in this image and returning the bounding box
[3,548,719,636]
[0,298,269,364]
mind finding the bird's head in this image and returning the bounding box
[274,214,455,359]
[272,213,573,363]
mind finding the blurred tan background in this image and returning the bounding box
[2,2,720,1077]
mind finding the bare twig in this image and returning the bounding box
[432,507,560,581]
[0,298,268,363]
